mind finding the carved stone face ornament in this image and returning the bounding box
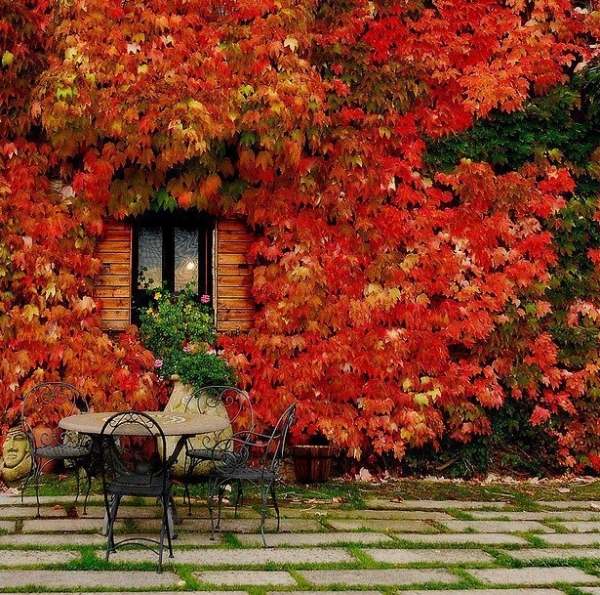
[0,426,32,482]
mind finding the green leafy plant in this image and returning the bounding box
[139,287,234,393]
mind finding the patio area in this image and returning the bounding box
[2,483,600,594]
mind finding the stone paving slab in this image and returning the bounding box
[366,548,494,564]
[305,509,452,521]
[268,592,382,595]
[70,505,160,519]
[581,589,600,594]
[538,501,600,510]
[392,532,528,544]
[541,533,600,545]
[0,506,68,519]
[470,510,600,521]
[300,568,458,586]
[503,548,600,561]
[328,519,436,532]
[468,567,600,585]
[365,498,507,510]
[557,521,600,532]
[441,520,553,533]
[0,550,80,566]
[137,518,321,533]
[0,593,247,595]
[235,532,392,546]
[111,547,354,565]
[0,570,183,589]
[403,590,565,595]
[22,518,125,533]
[0,532,221,546]
[0,521,16,533]
[195,571,296,586]
[0,533,107,546]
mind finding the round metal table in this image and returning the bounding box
[59,411,229,538]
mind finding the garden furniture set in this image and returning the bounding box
[16,381,296,572]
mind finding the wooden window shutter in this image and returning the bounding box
[94,220,132,331]
[215,218,255,332]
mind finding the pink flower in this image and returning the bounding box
[200,294,211,304]
[154,359,163,368]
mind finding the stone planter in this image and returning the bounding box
[163,376,232,476]
[292,444,335,483]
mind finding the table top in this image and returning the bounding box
[59,411,229,437]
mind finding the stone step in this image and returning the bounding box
[365,548,494,564]
[0,570,184,589]
[402,590,564,595]
[470,510,600,521]
[541,533,600,545]
[0,532,221,546]
[557,521,600,532]
[328,519,437,532]
[109,546,354,565]
[503,548,600,561]
[0,551,80,566]
[441,520,553,533]
[391,532,527,545]
[538,501,600,510]
[195,570,296,587]
[299,568,459,587]
[235,532,392,546]
[468,567,600,586]
[365,498,507,510]
[291,509,452,521]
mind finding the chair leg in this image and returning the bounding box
[158,497,166,573]
[207,477,217,541]
[105,494,121,561]
[33,461,43,518]
[234,480,243,518]
[82,466,92,516]
[164,495,174,558]
[74,466,81,504]
[216,484,225,530]
[259,482,269,547]
[270,482,280,532]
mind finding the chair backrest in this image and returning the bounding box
[212,403,296,475]
[184,386,254,434]
[21,382,88,451]
[99,411,169,496]
[260,404,296,471]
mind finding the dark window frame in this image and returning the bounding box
[130,210,214,321]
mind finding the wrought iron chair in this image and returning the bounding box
[99,411,173,572]
[207,403,296,546]
[182,386,254,515]
[20,382,92,517]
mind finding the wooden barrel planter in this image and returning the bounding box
[291,444,335,483]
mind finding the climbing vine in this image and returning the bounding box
[2,0,600,471]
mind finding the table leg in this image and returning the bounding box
[167,497,177,539]
[102,495,119,536]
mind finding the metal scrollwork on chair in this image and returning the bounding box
[207,403,296,546]
[20,382,93,517]
[182,386,254,514]
[99,411,173,573]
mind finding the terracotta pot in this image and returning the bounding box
[292,444,335,483]
[32,425,61,473]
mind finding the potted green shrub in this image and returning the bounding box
[139,287,234,474]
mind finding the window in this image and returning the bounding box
[131,211,214,318]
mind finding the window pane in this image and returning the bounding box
[137,226,163,289]
[175,227,198,292]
